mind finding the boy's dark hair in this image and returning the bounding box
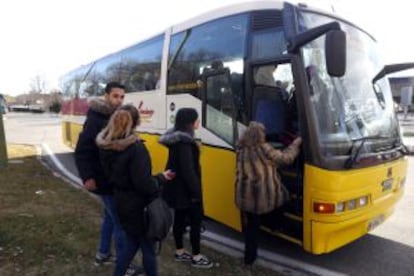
[105,82,126,94]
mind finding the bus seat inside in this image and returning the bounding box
[252,86,286,141]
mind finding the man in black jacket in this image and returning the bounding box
[74,82,125,265]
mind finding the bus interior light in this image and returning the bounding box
[313,202,335,214]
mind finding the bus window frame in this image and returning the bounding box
[200,67,238,146]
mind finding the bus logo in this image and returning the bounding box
[137,100,154,123]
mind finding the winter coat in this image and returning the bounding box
[96,132,163,238]
[74,98,116,195]
[235,140,301,214]
[159,128,201,209]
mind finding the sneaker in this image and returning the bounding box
[191,255,213,269]
[125,263,145,276]
[94,253,115,266]
[174,251,192,262]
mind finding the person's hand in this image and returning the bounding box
[163,169,176,181]
[84,178,97,191]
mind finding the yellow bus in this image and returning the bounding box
[60,1,412,254]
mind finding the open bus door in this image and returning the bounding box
[246,60,305,245]
[200,63,239,145]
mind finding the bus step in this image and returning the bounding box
[261,210,303,241]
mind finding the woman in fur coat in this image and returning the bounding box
[96,105,173,276]
[235,121,302,266]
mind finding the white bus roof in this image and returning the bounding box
[170,0,364,37]
[171,1,284,34]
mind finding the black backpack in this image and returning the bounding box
[144,196,173,253]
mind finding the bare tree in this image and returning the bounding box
[30,74,47,94]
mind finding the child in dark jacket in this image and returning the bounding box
[159,107,213,269]
[96,104,174,276]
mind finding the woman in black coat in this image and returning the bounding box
[96,105,173,276]
[159,108,212,269]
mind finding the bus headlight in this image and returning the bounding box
[359,196,368,207]
[347,199,357,210]
[313,195,369,214]
[336,202,345,212]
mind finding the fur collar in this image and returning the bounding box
[96,131,137,151]
[88,97,115,115]
[159,128,195,146]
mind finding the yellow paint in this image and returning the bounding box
[63,121,407,254]
[64,121,242,231]
[143,134,242,231]
[199,145,241,231]
[303,158,407,254]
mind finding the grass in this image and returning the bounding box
[0,144,280,276]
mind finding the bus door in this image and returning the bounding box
[198,63,246,230]
[200,64,239,145]
[247,60,304,244]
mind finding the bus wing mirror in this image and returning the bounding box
[325,30,346,77]
[372,62,414,84]
[287,21,341,52]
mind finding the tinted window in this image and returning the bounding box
[121,35,163,92]
[205,73,235,143]
[168,14,248,97]
[251,28,286,59]
[80,55,123,98]
[61,67,87,99]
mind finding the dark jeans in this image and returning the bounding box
[173,203,203,255]
[242,212,261,265]
[99,195,124,257]
[113,233,157,276]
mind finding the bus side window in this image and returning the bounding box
[205,71,235,144]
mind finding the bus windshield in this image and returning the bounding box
[298,11,400,158]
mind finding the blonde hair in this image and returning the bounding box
[101,110,133,142]
[238,121,266,147]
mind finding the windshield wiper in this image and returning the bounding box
[393,138,411,155]
[344,135,390,169]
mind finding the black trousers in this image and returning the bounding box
[242,211,261,265]
[173,204,203,255]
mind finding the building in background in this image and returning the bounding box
[389,77,414,112]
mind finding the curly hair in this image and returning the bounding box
[238,121,266,147]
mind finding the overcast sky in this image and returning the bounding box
[0,0,413,96]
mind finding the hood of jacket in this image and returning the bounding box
[88,97,116,116]
[96,131,137,152]
[159,128,196,146]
